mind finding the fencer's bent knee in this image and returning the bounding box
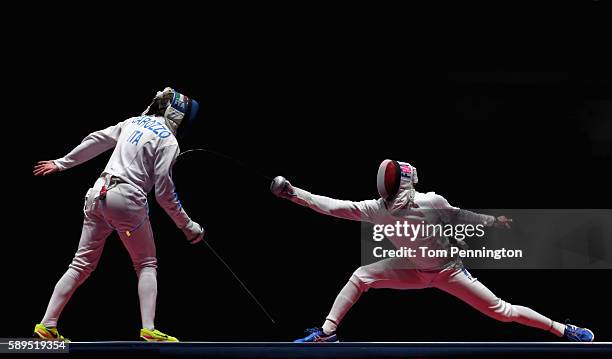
[350,267,370,292]
[488,298,515,322]
[68,257,98,283]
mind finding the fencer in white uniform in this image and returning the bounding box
[271,159,594,342]
[33,88,204,342]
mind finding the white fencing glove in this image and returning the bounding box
[182,220,204,244]
[270,176,296,200]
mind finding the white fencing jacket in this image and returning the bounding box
[290,187,495,270]
[53,115,192,229]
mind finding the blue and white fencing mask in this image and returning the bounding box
[143,87,199,137]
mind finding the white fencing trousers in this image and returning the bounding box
[322,258,565,337]
[41,180,158,330]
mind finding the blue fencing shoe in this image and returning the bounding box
[294,327,338,343]
[564,323,594,342]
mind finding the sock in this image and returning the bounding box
[550,321,566,337]
[41,268,83,328]
[138,267,157,330]
[504,304,567,338]
[321,276,364,335]
[322,320,336,335]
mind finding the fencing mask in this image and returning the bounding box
[142,87,199,136]
[377,159,418,212]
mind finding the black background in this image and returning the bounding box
[3,4,612,342]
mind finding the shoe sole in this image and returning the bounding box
[34,329,69,342]
[297,336,339,343]
[140,336,178,342]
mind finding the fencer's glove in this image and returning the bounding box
[182,220,205,244]
[494,216,513,229]
[270,176,296,200]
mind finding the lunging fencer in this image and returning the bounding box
[271,159,594,342]
[32,88,204,342]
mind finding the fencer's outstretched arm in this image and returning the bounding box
[270,176,377,222]
[52,122,125,171]
[153,143,204,243]
[430,193,511,228]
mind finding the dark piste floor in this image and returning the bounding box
[30,342,612,358]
